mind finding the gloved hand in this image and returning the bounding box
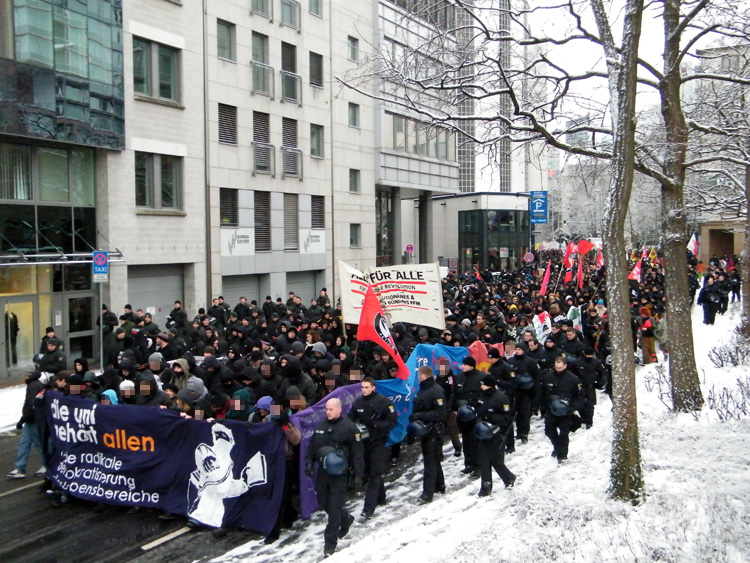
[275,411,290,426]
[305,462,315,479]
[16,419,24,430]
[353,475,363,491]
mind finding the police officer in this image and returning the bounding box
[452,356,484,475]
[471,374,516,496]
[507,344,539,445]
[305,398,364,557]
[540,356,584,463]
[577,346,606,429]
[410,365,448,504]
[348,377,397,519]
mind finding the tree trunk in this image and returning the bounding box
[659,0,704,412]
[740,145,750,341]
[591,0,645,503]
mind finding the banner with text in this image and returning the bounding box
[45,392,286,534]
[338,260,445,330]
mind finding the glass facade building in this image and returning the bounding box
[458,209,530,272]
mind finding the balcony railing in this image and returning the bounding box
[280,70,302,105]
[252,142,275,176]
[251,62,274,98]
[281,147,303,180]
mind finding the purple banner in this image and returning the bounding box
[290,384,361,519]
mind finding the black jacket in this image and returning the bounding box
[411,377,448,429]
[20,374,44,425]
[451,367,484,410]
[540,368,584,413]
[306,415,364,477]
[471,387,514,433]
[348,391,397,443]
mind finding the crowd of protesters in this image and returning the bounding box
[6,248,741,551]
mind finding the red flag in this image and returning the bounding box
[539,262,551,295]
[468,341,490,373]
[596,249,604,268]
[578,239,595,256]
[577,255,584,289]
[641,247,648,260]
[356,284,410,380]
[687,233,699,256]
[628,259,642,282]
[563,242,573,268]
[564,258,574,284]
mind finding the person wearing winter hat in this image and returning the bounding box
[99,389,119,405]
[119,379,137,404]
[249,395,273,423]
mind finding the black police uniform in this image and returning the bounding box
[305,415,364,554]
[540,367,583,461]
[471,386,516,493]
[452,367,484,472]
[411,377,448,501]
[507,351,539,443]
[348,391,397,517]
[577,356,606,427]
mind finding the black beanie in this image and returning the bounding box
[462,356,476,367]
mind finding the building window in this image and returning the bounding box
[254,191,271,251]
[349,169,360,193]
[217,20,236,61]
[311,195,325,229]
[133,37,180,102]
[309,52,323,87]
[350,223,361,248]
[281,42,300,103]
[347,36,359,61]
[309,0,322,16]
[218,104,238,145]
[220,188,238,226]
[348,103,360,127]
[135,152,182,210]
[251,32,273,97]
[310,124,324,158]
[282,117,301,179]
[0,143,32,200]
[281,0,301,30]
[251,0,272,19]
[284,193,299,250]
[253,111,274,174]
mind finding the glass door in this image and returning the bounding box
[2,298,37,379]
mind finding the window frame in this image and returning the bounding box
[218,103,238,145]
[348,102,360,128]
[219,188,239,227]
[311,195,325,229]
[280,0,301,31]
[217,19,236,62]
[347,36,359,62]
[309,51,323,87]
[254,191,271,252]
[132,37,181,104]
[348,169,360,194]
[309,0,323,17]
[134,151,183,211]
[283,193,299,250]
[310,124,324,158]
[349,223,361,248]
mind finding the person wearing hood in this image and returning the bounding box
[135,372,172,408]
[278,354,317,406]
[99,389,119,405]
[257,360,283,399]
[171,358,208,401]
[224,387,253,421]
[200,355,233,391]
[249,395,273,424]
[6,364,46,479]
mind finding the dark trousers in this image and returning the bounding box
[580,387,597,426]
[477,431,515,488]
[363,441,387,514]
[446,411,462,452]
[515,393,532,438]
[420,432,444,499]
[315,471,351,550]
[545,412,572,459]
[703,303,718,325]
[268,457,298,539]
[460,428,479,469]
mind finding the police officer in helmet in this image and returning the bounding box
[305,398,364,557]
[348,377,397,519]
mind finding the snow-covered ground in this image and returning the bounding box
[0,385,25,433]
[214,304,750,563]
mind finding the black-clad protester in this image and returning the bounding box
[347,377,397,519]
[540,356,584,463]
[409,366,448,504]
[577,347,606,429]
[471,373,516,496]
[305,398,364,557]
[507,343,539,446]
[697,275,721,325]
